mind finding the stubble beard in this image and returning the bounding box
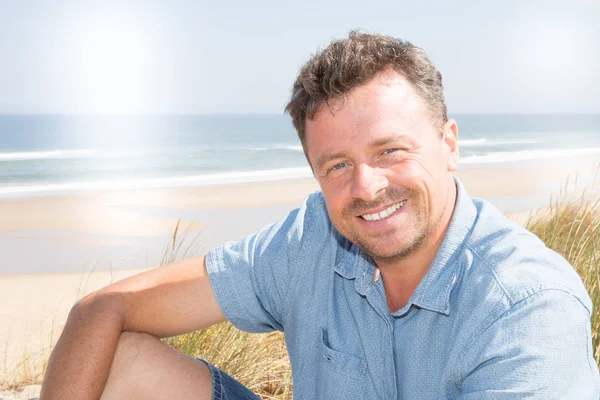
[349,215,432,265]
[340,186,433,264]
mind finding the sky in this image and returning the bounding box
[0,0,598,115]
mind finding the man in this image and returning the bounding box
[41,32,599,399]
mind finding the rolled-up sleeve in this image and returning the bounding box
[205,194,317,333]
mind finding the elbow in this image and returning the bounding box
[69,291,126,330]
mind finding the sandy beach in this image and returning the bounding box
[0,158,599,386]
[0,178,321,386]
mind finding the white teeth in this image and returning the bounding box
[361,200,406,221]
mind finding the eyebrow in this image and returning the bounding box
[369,135,406,148]
[314,134,409,170]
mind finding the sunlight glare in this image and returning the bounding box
[68,15,155,114]
[512,13,594,89]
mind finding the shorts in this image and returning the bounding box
[199,359,261,400]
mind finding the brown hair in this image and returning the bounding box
[285,31,448,147]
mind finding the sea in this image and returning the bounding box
[0,113,599,199]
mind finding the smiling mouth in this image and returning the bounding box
[360,200,407,221]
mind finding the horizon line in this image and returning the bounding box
[0,112,599,117]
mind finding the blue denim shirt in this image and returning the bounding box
[206,180,600,399]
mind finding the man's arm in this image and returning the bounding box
[40,256,225,400]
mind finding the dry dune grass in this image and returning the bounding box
[526,183,600,364]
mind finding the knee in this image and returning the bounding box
[102,331,213,400]
[104,331,166,393]
[114,331,160,366]
[100,332,161,399]
[111,332,162,370]
[117,330,159,349]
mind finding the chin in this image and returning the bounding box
[356,240,411,260]
[359,231,427,262]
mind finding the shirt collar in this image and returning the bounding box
[333,240,362,280]
[407,178,477,316]
[334,178,477,315]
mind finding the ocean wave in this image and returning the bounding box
[0,148,142,161]
[0,167,314,198]
[0,145,305,163]
[459,139,487,146]
[459,138,539,147]
[0,149,97,161]
[277,144,304,151]
[247,147,271,151]
[460,147,600,164]
[248,144,304,152]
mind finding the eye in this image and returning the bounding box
[383,148,399,155]
[323,161,350,178]
[330,162,348,171]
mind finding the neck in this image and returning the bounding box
[377,181,457,312]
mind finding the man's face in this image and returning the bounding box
[305,71,459,264]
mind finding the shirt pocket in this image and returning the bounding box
[317,329,368,400]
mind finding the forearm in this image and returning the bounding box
[40,293,125,400]
[40,256,224,398]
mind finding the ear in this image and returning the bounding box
[442,119,459,172]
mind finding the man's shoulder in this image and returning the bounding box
[267,190,328,235]
[461,197,590,313]
[293,190,330,234]
[303,190,326,212]
[267,190,347,256]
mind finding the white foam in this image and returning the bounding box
[0,149,96,161]
[459,138,539,147]
[460,147,600,164]
[250,145,304,152]
[459,139,487,146]
[248,147,271,151]
[0,167,314,198]
[279,145,304,151]
[0,148,140,161]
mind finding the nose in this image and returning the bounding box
[350,163,388,201]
